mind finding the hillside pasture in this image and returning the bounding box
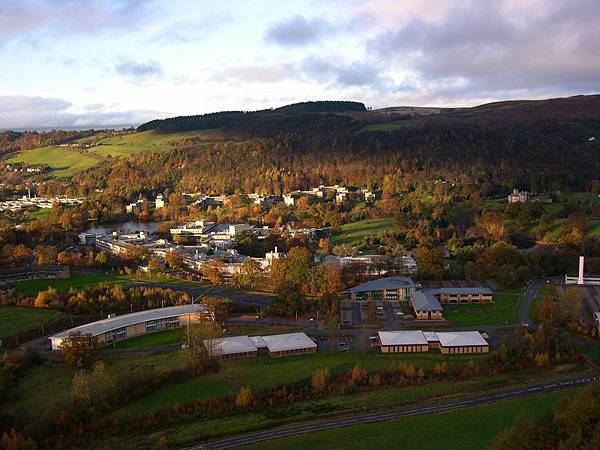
[332,217,394,247]
[7,146,100,177]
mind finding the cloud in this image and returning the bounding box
[214,64,292,83]
[115,60,163,79]
[0,0,153,45]
[366,0,600,100]
[0,95,162,129]
[299,56,394,90]
[265,15,332,46]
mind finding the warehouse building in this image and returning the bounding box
[376,330,488,354]
[49,304,206,350]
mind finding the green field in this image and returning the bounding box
[332,217,394,247]
[15,271,125,295]
[6,130,218,177]
[110,351,488,420]
[444,292,521,327]
[109,329,186,349]
[0,306,62,341]
[7,146,101,177]
[242,387,581,450]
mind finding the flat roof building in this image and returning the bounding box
[410,291,444,320]
[49,304,206,350]
[378,330,429,353]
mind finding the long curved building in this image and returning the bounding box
[49,304,206,350]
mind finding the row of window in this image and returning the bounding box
[145,316,180,332]
[444,345,488,354]
[105,326,127,342]
[386,345,428,352]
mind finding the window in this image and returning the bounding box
[145,320,157,332]
[106,326,127,342]
[385,289,397,300]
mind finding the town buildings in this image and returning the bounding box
[49,304,207,350]
[507,189,531,204]
[343,276,417,302]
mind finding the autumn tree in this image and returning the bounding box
[181,318,223,374]
[59,332,99,368]
[203,296,230,323]
[71,360,116,411]
[235,386,254,408]
[311,368,330,393]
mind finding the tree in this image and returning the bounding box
[311,368,330,393]
[237,258,262,289]
[413,247,445,279]
[269,282,306,317]
[165,251,184,269]
[34,245,57,265]
[0,359,18,402]
[351,365,367,386]
[181,318,223,374]
[235,386,254,408]
[71,360,116,411]
[59,332,99,368]
[203,296,230,323]
[203,261,224,285]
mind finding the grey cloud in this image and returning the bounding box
[115,60,163,78]
[300,56,394,90]
[215,64,292,83]
[266,15,332,46]
[367,0,600,99]
[0,95,162,129]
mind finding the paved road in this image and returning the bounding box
[181,374,600,450]
[519,279,544,328]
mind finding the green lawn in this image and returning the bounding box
[331,217,394,247]
[15,271,125,295]
[360,121,416,132]
[109,329,186,349]
[242,387,582,450]
[444,292,521,327]
[0,306,62,341]
[109,351,488,420]
[7,146,101,177]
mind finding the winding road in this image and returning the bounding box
[181,374,600,450]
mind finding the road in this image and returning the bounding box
[519,279,543,328]
[181,374,600,450]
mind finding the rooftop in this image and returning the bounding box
[410,291,443,311]
[431,287,493,296]
[435,331,488,347]
[260,332,317,352]
[343,276,416,294]
[50,304,206,339]
[206,335,257,356]
[378,330,428,346]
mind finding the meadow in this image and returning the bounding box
[443,291,522,327]
[331,217,394,247]
[15,271,125,295]
[0,306,62,341]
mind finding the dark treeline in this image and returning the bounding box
[0,130,86,157]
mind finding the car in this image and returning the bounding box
[376,303,384,310]
[337,341,349,352]
[369,336,377,342]
[395,311,404,317]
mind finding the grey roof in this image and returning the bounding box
[410,291,443,312]
[435,331,488,347]
[378,331,428,346]
[50,304,206,339]
[343,276,415,294]
[205,335,257,356]
[260,332,317,352]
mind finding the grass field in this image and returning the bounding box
[331,217,394,247]
[5,130,218,177]
[7,146,101,177]
[443,291,521,327]
[0,306,62,341]
[98,364,591,449]
[241,387,581,450]
[110,351,488,420]
[109,329,186,349]
[15,271,125,295]
[360,121,416,132]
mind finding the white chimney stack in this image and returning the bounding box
[578,256,585,285]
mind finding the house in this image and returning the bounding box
[377,330,488,354]
[342,276,416,302]
[49,304,207,350]
[507,189,531,204]
[155,194,165,209]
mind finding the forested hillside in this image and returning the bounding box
[70,96,600,198]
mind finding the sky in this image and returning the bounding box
[0,0,599,129]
